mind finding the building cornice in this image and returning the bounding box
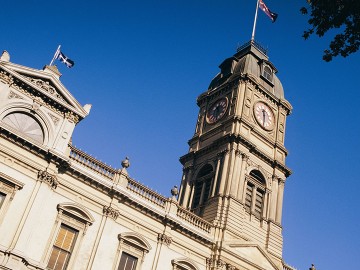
[180,133,291,177]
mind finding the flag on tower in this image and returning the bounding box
[55,50,75,68]
[259,0,278,22]
[50,46,75,68]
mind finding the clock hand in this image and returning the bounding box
[214,106,220,118]
[262,110,265,126]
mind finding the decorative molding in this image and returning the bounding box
[0,71,14,84]
[206,257,216,269]
[31,96,43,113]
[279,123,284,132]
[103,205,120,220]
[37,170,58,189]
[216,259,226,269]
[226,264,236,270]
[0,68,83,123]
[157,233,172,246]
[23,76,65,102]
[1,69,63,115]
[48,113,60,126]
[8,90,24,99]
[65,111,79,124]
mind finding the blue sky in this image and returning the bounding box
[2,1,360,269]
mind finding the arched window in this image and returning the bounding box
[245,170,266,219]
[172,258,199,270]
[191,164,214,214]
[2,112,44,143]
[114,232,151,270]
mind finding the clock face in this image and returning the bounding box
[254,102,275,130]
[206,98,228,124]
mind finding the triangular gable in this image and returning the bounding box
[20,74,69,103]
[226,242,280,270]
[0,61,88,119]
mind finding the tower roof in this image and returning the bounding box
[208,41,285,100]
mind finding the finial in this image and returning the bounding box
[0,50,10,62]
[309,264,316,270]
[171,185,178,197]
[121,157,130,169]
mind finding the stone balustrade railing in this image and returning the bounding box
[69,145,116,179]
[127,178,167,208]
[68,145,213,235]
[177,206,212,233]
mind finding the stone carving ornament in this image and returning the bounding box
[103,205,120,220]
[23,76,65,102]
[8,91,23,99]
[157,233,172,246]
[37,170,58,189]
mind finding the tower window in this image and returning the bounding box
[245,170,266,219]
[254,189,264,218]
[263,66,273,82]
[250,170,266,184]
[191,164,214,214]
[244,183,253,213]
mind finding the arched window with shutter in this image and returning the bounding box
[191,164,214,215]
[245,170,266,219]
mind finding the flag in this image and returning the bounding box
[55,50,75,68]
[259,0,278,23]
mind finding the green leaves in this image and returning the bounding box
[301,0,360,61]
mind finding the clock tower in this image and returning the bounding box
[178,41,292,263]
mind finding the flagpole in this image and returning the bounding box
[251,0,260,41]
[49,45,61,66]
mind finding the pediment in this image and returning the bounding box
[227,242,280,270]
[0,61,89,119]
[20,74,68,103]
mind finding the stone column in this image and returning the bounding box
[211,156,221,197]
[269,176,278,221]
[230,149,241,198]
[225,145,236,196]
[236,153,248,201]
[187,182,195,209]
[177,174,186,204]
[276,179,285,223]
[182,166,193,207]
[218,149,230,195]
[180,166,193,207]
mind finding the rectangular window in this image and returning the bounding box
[118,252,138,270]
[47,224,78,270]
[0,192,5,209]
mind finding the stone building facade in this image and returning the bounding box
[0,42,295,270]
